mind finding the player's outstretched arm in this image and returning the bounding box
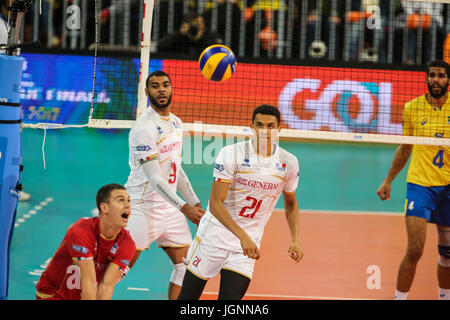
[377,144,413,201]
[283,191,303,263]
[74,258,98,300]
[209,180,260,260]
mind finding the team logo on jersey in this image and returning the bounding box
[160,141,181,153]
[136,144,152,152]
[110,243,118,255]
[172,121,180,128]
[435,132,444,138]
[157,126,163,134]
[241,158,250,167]
[237,177,280,190]
[276,163,286,171]
[72,244,89,255]
[215,163,225,172]
[121,259,130,266]
[420,119,427,126]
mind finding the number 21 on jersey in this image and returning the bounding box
[239,196,263,219]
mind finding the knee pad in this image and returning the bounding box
[170,263,186,286]
[438,245,450,267]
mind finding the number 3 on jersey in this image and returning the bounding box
[433,150,444,169]
[239,196,263,219]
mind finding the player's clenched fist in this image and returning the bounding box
[240,234,261,260]
[181,204,205,224]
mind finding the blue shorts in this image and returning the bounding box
[405,183,450,227]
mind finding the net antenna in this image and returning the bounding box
[136,0,154,119]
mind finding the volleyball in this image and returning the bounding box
[199,44,237,82]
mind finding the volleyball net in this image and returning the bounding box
[19,0,450,146]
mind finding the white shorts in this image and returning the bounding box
[184,238,256,280]
[126,202,192,250]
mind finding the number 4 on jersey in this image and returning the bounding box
[433,150,444,169]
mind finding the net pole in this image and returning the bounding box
[136,0,155,119]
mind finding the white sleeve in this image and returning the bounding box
[130,126,158,163]
[141,160,186,210]
[212,146,235,183]
[283,157,299,193]
[177,167,200,205]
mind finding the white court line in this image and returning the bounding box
[203,291,373,300]
[127,287,150,292]
[15,197,53,227]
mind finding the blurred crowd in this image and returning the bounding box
[2,0,450,65]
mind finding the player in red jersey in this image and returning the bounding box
[35,183,136,300]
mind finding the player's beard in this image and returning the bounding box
[150,94,172,110]
[427,81,448,98]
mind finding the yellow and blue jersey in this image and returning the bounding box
[402,94,450,187]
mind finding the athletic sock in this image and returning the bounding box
[394,289,408,300]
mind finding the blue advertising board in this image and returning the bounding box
[20,53,163,124]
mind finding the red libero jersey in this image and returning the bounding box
[36,217,136,300]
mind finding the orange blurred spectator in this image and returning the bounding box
[401,0,444,64]
[245,0,287,55]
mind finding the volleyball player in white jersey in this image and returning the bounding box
[178,105,303,300]
[125,71,205,300]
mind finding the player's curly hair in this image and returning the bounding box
[426,60,450,78]
[146,70,171,88]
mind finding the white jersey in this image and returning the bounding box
[196,140,300,252]
[125,106,183,208]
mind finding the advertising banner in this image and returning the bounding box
[165,60,427,135]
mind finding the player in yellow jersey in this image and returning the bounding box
[377,60,450,300]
